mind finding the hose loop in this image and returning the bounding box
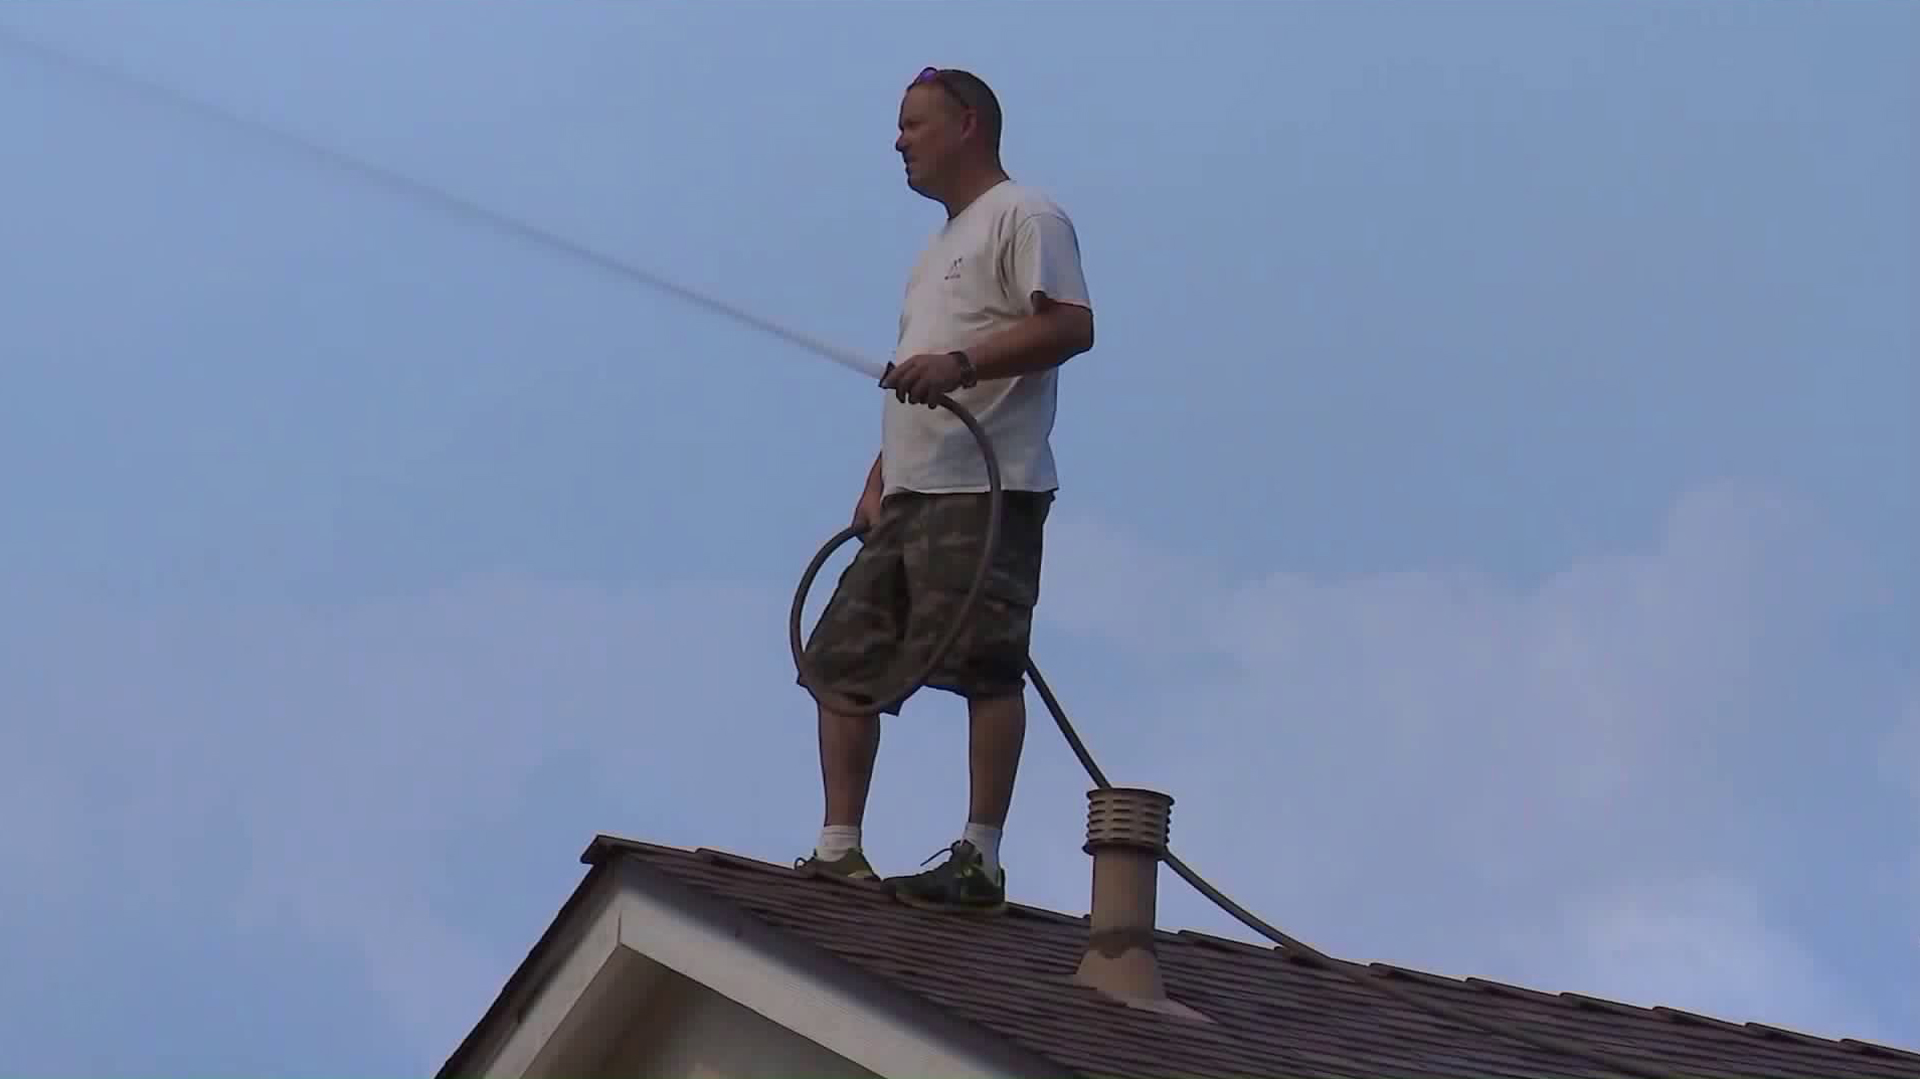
[790,391,1002,717]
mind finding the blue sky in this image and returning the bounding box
[0,2,1912,1074]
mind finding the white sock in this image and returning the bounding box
[962,823,1002,876]
[816,825,861,860]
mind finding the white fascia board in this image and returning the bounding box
[471,879,625,1078]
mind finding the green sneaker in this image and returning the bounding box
[795,848,878,880]
[888,840,1007,915]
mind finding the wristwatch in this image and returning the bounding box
[949,350,979,388]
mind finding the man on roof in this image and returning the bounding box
[795,66,1095,915]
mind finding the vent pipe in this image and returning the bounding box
[1073,787,1180,1006]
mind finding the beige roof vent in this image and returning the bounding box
[1072,787,1209,1021]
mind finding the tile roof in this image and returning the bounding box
[586,836,1920,1079]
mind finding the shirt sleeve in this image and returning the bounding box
[1007,209,1091,313]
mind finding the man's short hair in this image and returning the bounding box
[911,67,1003,154]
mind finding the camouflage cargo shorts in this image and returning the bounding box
[797,489,1054,715]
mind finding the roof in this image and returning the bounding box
[452,835,1920,1079]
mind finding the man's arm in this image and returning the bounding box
[970,207,1094,380]
[962,293,1094,381]
[851,450,884,530]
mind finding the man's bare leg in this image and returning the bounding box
[967,692,1026,826]
[819,704,881,827]
[805,703,882,877]
[961,691,1026,879]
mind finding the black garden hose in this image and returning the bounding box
[790,390,1001,719]
[791,389,1678,1079]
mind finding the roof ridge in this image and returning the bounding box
[1463,975,1562,1004]
[1367,962,1920,1064]
[1841,1038,1920,1062]
[1486,989,1920,1062]
[1745,1021,1838,1047]
[1172,928,1272,957]
[1650,1003,1748,1032]
[1370,961,1474,991]
[1559,990,1657,1017]
[581,833,694,864]
[583,834,1920,1071]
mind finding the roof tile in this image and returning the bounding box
[590,837,1920,1079]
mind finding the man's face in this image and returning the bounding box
[895,81,971,195]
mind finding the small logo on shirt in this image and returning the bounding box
[943,256,963,281]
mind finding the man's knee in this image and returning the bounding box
[965,688,1028,718]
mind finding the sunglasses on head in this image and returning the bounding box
[911,66,976,111]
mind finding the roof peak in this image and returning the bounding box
[582,833,1920,1075]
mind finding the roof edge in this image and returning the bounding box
[597,841,1081,1079]
[435,860,620,1079]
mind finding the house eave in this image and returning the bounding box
[438,839,1073,1079]
[436,860,621,1079]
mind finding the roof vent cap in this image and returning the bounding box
[1072,787,1208,1021]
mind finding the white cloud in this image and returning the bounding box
[1017,479,1911,1041]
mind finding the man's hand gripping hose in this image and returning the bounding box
[790,385,1678,1079]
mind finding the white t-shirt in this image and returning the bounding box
[882,180,1091,497]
